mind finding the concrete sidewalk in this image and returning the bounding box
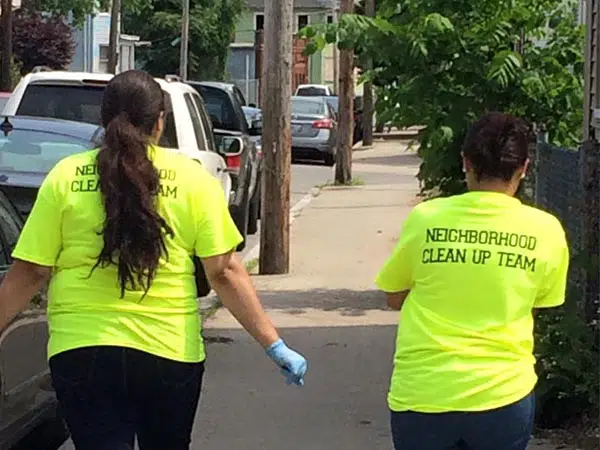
[200,141,573,450]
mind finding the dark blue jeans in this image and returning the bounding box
[390,392,535,450]
[50,346,205,450]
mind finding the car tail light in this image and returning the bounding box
[312,118,333,129]
[226,155,241,174]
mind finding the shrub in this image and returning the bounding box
[12,11,75,74]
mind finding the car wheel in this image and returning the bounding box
[247,183,260,236]
[324,153,335,167]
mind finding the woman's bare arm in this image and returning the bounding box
[202,251,279,348]
[385,291,410,310]
[0,260,51,330]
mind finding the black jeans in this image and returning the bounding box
[390,392,535,450]
[50,346,205,450]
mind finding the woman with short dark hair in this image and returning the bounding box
[0,70,307,450]
[376,112,569,450]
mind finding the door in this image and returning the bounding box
[0,194,55,448]
[183,93,232,203]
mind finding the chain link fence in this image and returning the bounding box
[523,137,599,322]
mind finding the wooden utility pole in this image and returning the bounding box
[1,0,12,91]
[335,0,355,184]
[179,0,190,80]
[107,0,121,74]
[259,0,293,275]
[361,0,375,147]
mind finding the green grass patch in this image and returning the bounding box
[244,257,259,273]
[318,177,365,188]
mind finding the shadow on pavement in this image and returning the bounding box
[255,288,389,317]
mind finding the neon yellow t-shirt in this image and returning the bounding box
[375,191,569,413]
[12,145,243,363]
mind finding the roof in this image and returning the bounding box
[291,96,328,102]
[21,70,192,94]
[246,0,336,10]
[24,71,113,84]
[188,81,235,92]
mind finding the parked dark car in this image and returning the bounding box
[324,96,364,145]
[0,187,69,450]
[291,96,338,166]
[188,81,262,238]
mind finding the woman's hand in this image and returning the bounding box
[0,259,51,331]
[266,339,308,386]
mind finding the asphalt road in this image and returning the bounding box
[241,161,333,258]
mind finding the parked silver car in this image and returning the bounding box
[291,96,338,166]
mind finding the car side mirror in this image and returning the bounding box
[219,136,244,156]
[249,119,262,137]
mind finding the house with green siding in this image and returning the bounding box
[226,0,339,105]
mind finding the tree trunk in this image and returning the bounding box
[335,0,355,185]
[259,0,293,275]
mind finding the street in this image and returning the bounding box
[241,161,333,258]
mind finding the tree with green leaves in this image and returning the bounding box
[302,0,584,196]
[20,0,150,25]
[11,11,75,74]
[123,0,244,80]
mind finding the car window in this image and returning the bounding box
[159,93,179,149]
[233,87,247,107]
[296,87,328,96]
[0,129,92,173]
[292,99,326,115]
[17,84,106,125]
[197,86,241,132]
[325,97,339,112]
[184,93,208,151]
[0,97,9,113]
[192,94,217,152]
[17,84,179,150]
[327,104,336,119]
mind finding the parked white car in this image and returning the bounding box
[2,69,233,202]
[295,84,334,97]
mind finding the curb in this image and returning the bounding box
[241,186,321,265]
[200,186,322,319]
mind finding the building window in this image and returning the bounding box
[327,15,334,24]
[254,13,264,31]
[297,14,309,31]
[98,45,109,73]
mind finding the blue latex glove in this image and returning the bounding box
[266,339,308,386]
